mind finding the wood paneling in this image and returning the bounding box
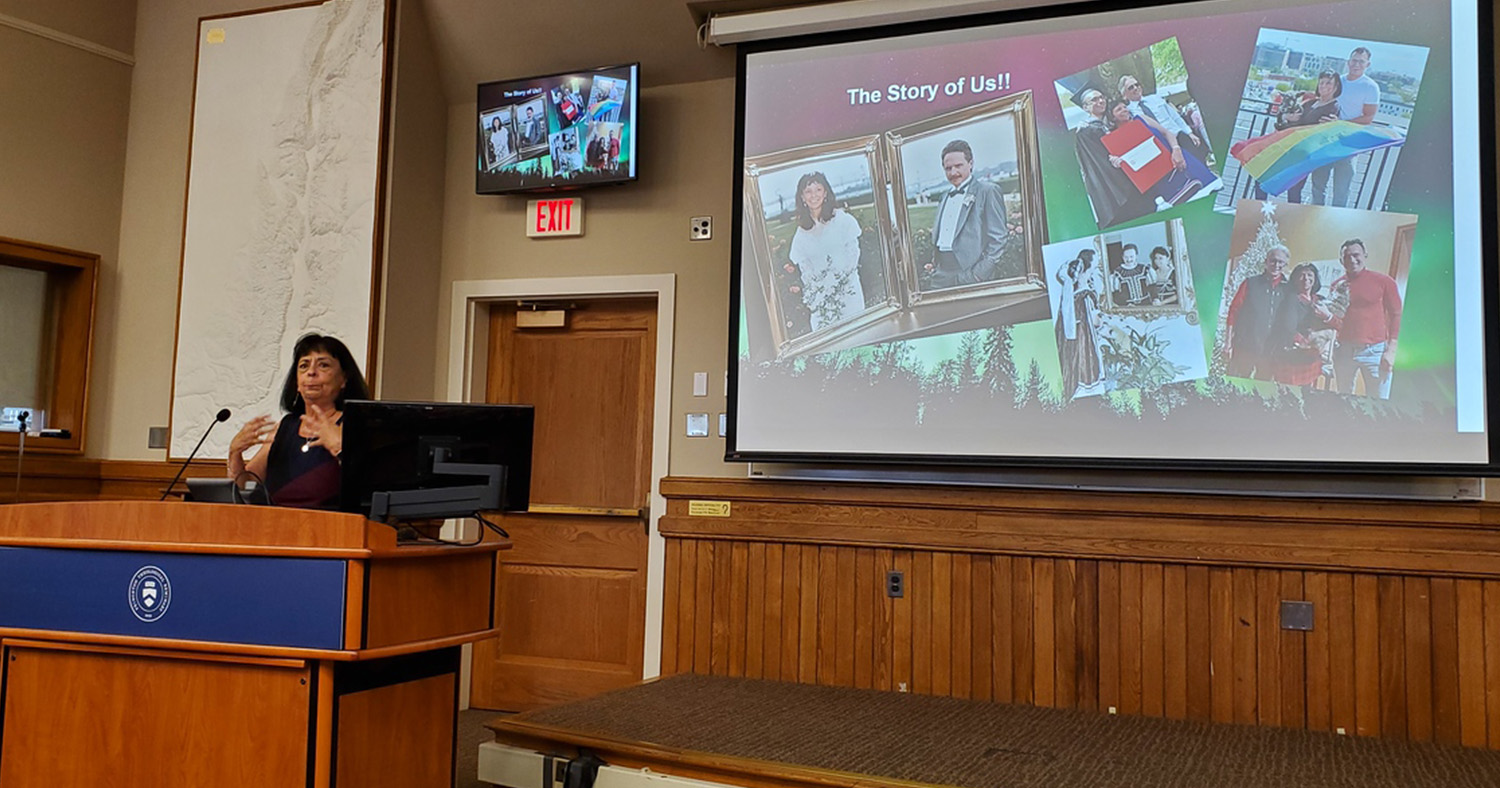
[472,511,647,711]
[0,457,231,504]
[473,298,654,712]
[335,673,456,788]
[0,500,392,554]
[659,477,1500,750]
[363,552,495,648]
[1,642,311,786]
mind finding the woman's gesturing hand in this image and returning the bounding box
[302,404,343,457]
[229,415,275,457]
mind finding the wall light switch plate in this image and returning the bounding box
[686,413,709,437]
[148,426,169,449]
[690,216,712,241]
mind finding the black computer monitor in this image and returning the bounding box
[339,400,534,522]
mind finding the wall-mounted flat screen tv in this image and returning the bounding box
[727,0,1498,475]
[476,63,639,194]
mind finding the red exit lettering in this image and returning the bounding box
[527,197,583,237]
[535,199,573,233]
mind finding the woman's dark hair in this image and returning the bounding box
[794,171,837,230]
[1105,97,1131,129]
[1150,246,1171,260]
[1068,248,1096,277]
[1316,69,1344,98]
[279,333,369,413]
[1290,262,1323,296]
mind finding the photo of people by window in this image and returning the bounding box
[1053,38,1222,231]
[742,140,894,359]
[1214,200,1415,398]
[1043,219,1205,401]
[478,106,518,172]
[588,75,627,123]
[1216,30,1428,213]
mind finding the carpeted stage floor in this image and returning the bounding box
[466,673,1500,788]
[457,707,497,788]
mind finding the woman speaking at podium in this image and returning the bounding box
[226,333,369,508]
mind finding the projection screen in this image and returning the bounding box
[728,0,1495,474]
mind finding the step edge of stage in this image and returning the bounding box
[482,720,954,788]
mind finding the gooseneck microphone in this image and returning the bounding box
[160,408,232,501]
[12,411,28,502]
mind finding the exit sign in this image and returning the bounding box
[527,197,584,237]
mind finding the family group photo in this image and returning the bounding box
[1214,199,1415,399]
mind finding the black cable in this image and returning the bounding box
[388,513,509,547]
[475,512,509,539]
[232,469,270,505]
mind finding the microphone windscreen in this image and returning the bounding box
[216,408,232,422]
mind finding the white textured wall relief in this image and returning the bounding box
[171,0,385,458]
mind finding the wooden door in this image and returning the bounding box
[470,297,655,711]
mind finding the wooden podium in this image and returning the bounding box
[0,501,507,787]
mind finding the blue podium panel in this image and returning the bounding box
[0,547,348,650]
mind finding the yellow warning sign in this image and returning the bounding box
[687,500,731,518]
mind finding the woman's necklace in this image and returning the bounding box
[300,409,339,453]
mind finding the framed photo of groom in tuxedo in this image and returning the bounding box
[886,91,1047,311]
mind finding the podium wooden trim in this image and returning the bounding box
[0,501,507,787]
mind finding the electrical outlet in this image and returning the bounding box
[886,570,904,598]
[1280,600,1314,631]
[690,215,712,241]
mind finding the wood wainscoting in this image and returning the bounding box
[0,456,225,503]
[658,476,1500,750]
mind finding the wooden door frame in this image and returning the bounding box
[446,274,675,707]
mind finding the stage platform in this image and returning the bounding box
[480,673,1500,788]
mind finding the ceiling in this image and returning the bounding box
[420,0,827,103]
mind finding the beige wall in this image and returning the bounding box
[0,0,135,54]
[0,2,134,453]
[375,0,447,402]
[436,79,741,477]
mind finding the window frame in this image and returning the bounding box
[0,236,98,456]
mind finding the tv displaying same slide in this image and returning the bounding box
[729,0,1494,472]
[476,63,638,194]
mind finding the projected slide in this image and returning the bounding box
[732,0,1488,469]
